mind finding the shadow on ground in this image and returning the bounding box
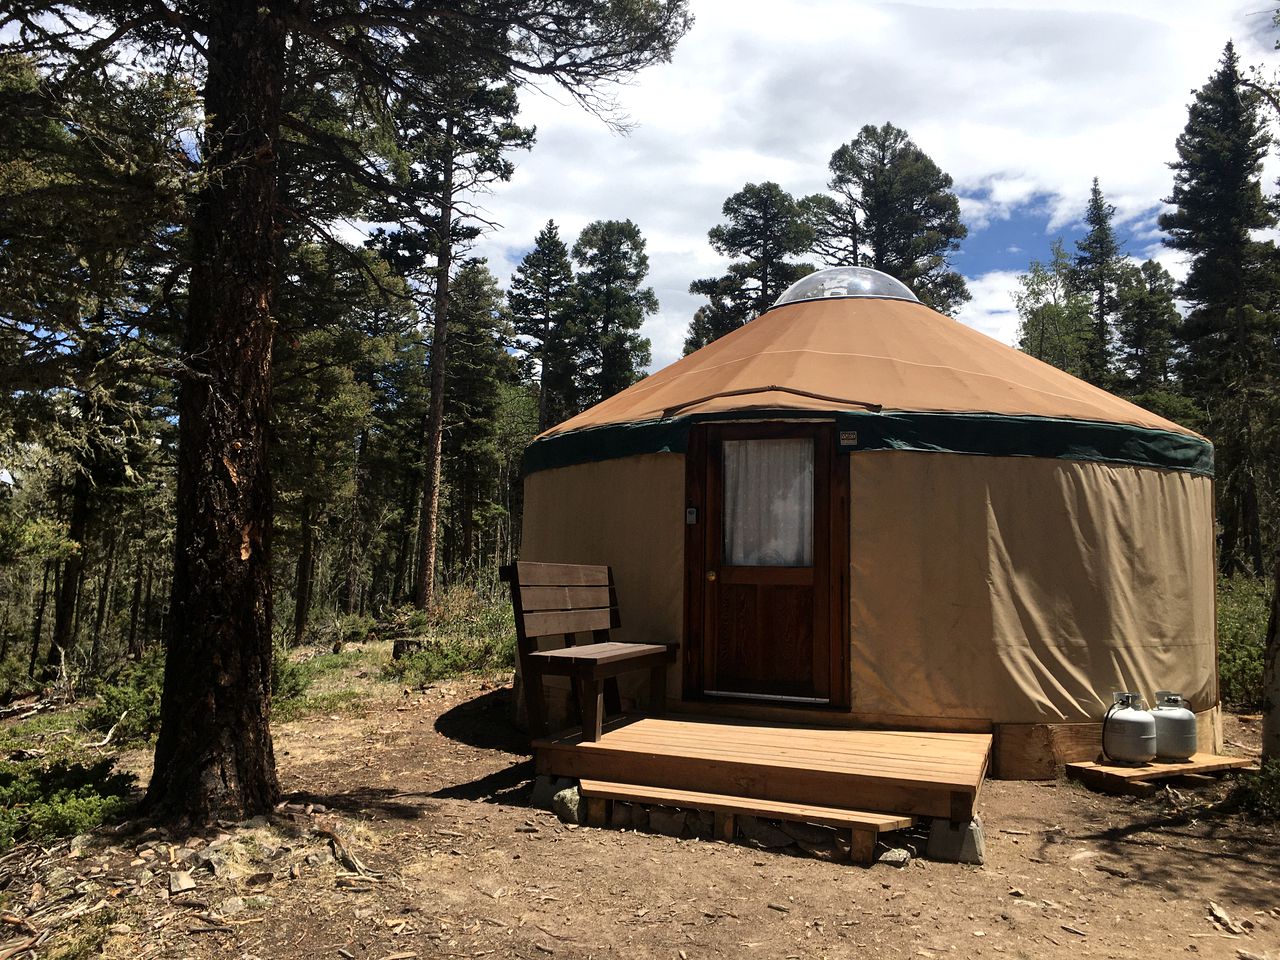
[1079,792,1279,911]
[282,787,441,821]
[433,685,526,755]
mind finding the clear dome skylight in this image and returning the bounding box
[773,267,919,307]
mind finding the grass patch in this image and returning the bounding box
[382,580,515,687]
[274,688,368,722]
[1217,575,1270,710]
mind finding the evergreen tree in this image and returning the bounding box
[1159,41,1280,576]
[1114,259,1180,395]
[805,123,970,313]
[442,262,519,569]
[685,182,814,352]
[1071,179,1124,387]
[572,220,657,403]
[1014,240,1093,378]
[509,221,581,431]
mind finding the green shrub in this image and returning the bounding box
[271,647,313,704]
[1237,759,1280,821]
[0,758,134,850]
[84,653,164,744]
[382,580,515,686]
[1217,576,1270,710]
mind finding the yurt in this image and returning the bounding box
[518,267,1219,777]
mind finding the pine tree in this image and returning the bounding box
[806,123,970,314]
[572,220,657,403]
[1070,179,1123,388]
[1014,240,1093,378]
[1114,260,1180,395]
[1159,41,1279,576]
[685,182,814,352]
[509,221,580,431]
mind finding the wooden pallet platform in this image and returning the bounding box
[578,778,913,863]
[1066,753,1254,795]
[535,714,992,822]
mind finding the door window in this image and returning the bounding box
[722,438,814,566]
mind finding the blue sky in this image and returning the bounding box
[464,1,1280,369]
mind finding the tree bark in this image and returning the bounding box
[412,120,456,612]
[90,529,119,671]
[48,469,90,667]
[27,561,51,678]
[292,498,315,646]
[145,0,285,824]
[1263,546,1280,762]
[127,548,144,661]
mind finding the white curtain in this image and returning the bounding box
[723,439,814,566]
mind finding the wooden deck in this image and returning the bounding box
[534,714,992,822]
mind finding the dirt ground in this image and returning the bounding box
[3,671,1278,960]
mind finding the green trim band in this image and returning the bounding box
[523,409,1214,478]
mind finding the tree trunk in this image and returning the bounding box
[127,548,144,661]
[48,469,90,667]
[1263,547,1280,762]
[90,529,119,671]
[145,0,285,824]
[412,120,456,612]
[339,429,368,615]
[27,561,51,678]
[292,498,315,646]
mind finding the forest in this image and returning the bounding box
[1,2,1278,834]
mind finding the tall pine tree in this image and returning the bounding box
[1071,179,1123,388]
[1159,41,1279,576]
[572,220,657,403]
[1114,259,1180,395]
[685,182,813,352]
[805,123,969,314]
[509,221,580,431]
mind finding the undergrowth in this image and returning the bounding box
[0,757,133,849]
[1237,759,1280,821]
[382,580,515,687]
[1217,575,1270,710]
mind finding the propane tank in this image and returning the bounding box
[1152,691,1198,761]
[1101,691,1156,764]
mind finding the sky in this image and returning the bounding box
[468,1,1280,371]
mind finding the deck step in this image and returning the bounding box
[577,778,913,863]
[578,779,914,831]
[535,715,991,821]
[1066,753,1254,795]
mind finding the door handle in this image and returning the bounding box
[706,570,717,582]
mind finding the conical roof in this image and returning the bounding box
[526,273,1211,477]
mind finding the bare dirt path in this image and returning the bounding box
[6,674,1279,960]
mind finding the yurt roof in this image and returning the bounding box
[525,269,1212,478]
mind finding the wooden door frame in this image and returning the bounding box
[682,420,850,710]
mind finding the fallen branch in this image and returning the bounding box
[85,711,128,749]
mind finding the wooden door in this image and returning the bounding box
[684,422,846,705]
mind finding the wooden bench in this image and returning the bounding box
[500,561,676,741]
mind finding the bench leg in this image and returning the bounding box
[522,664,549,738]
[577,675,605,742]
[604,677,622,716]
[713,812,735,842]
[648,664,667,713]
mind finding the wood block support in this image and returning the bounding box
[849,828,877,865]
[586,797,608,827]
[713,811,735,842]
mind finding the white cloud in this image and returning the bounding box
[954,270,1025,345]
[470,0,1279,368]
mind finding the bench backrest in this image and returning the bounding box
[499,561,621,649]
